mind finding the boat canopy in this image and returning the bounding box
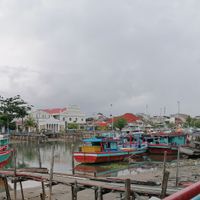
[83,138,103,143]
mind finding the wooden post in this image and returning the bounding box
[160,170,170,198]
[2,175,11,200]
[162,151,167,175]
[37,139,46,199]
[176,146,180,187]
[71,181,77,200]
[97,186,103,200]
[160,151,169,198]
[49,145,55,200]
[13,148,17,200]
[94,187,98,200]
[71,143,75,175]
[125,179,131,200]
[19,180,25,200]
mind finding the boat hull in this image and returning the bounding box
[0,149,12,168]
[148,144,178,155]
[74,149,147,164]
[74,152,128,163]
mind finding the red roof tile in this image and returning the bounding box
[42,108,67,115]
[107,113,140,124]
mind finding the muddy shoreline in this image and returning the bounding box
[0,158,200,199]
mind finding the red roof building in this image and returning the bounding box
[42,108,67,115]
[107,113,140,124]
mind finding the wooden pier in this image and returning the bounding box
[0,169,182,200]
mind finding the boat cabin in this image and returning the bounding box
[145,132,187,146]
[81,137,118,153]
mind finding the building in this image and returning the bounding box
[31,110,65,133]
[31,105,86,132]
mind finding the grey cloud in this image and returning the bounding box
[0,0,200,116]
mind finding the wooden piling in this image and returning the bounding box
[37,139,46,199]
[176,146,180,187]
[19,180,25,200]
[71,180,78,200]
[97,186,103,200]
[160,170,170,198]
[13,148,17,200]
[94,187,98,200]
[125,179,131,200]
[162,151,167,175]
[49,145,55,200]
[71,143,75,175]
[160,151,169,198]
[2,175,11,200]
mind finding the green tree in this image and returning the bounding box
[114,118,127,131]
[0,95,32,133]
[24,117,36,132]
[68,123,78,130]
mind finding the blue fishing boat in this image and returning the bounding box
[146,132,187,155]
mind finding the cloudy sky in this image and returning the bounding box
[0,0,200,116]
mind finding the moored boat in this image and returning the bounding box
[0,134,12,167]
[74,136,147,164]
[146,132,187,155]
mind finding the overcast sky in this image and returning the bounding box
[0,0,200,116]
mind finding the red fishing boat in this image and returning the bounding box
[74,137,147,164]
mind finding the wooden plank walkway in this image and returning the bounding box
[0,170,181,197]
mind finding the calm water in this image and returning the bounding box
[9,140,80,174]
[6,140,177,177]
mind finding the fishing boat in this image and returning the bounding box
[118,132,148,154]
[74,136,147,164]
[146,132,187,155]
[0,149,12,168]
[0,134,12,167]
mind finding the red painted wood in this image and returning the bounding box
[164,181,200,200]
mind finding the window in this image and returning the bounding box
[69,118,72,121]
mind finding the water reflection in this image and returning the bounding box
[9,140,81,173]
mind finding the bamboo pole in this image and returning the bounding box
[49,145,55,200]
[176,146,180,187]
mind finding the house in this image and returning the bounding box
[31,110,65,133]
[31,105,86,132]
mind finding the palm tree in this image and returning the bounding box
[24,117,36,133]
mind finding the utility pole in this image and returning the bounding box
[110,104,114,132]
[177,101,180,116]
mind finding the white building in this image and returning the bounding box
[31,105,86,132]
[31,110,65,133]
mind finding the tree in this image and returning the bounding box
[67,123,78,130]
[0,95,32,133]
[24,117,36,132]
[114,118,127,131]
